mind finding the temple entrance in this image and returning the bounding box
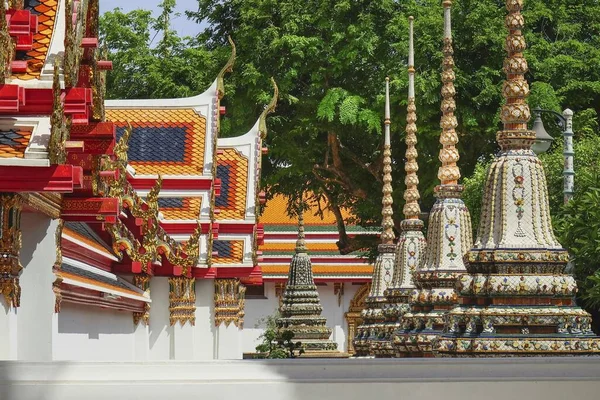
[344,282,371,355]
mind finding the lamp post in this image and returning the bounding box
[531,108,574,204]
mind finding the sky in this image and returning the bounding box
[100,0,204,38]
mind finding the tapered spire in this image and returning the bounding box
[402,16,422,224]
[354,79,397,357]
[381,77,395,244]
[498,0,535,149]
[437,0,460,186]
[295,207,307,253]
[383,16,426,359]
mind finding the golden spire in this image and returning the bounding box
[437,0,460,186]
[498,0,535,150]
[403,16,422,224]
[295,206,308,254]
[381,77,395,244]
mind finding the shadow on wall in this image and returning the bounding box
[58,303,134,337]
[19,214,52,267]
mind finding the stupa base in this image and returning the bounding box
[436,336,600,357]
[299,349,351,358]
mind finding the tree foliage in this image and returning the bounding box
[100,0,600,260]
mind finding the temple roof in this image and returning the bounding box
[0,128,32,158]
[260,194,375,281]
[11,0,58,81]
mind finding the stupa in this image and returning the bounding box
[436,0,600,356]
[379,17,426,358]
[276,207,339,355]
[353,78,396,357]
[394,0,473,357]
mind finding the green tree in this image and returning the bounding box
[101,0,600,256]
[99,1,220,99]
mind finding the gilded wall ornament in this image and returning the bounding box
[0,194,23,308]
[214,278,246,328]
[169,277,196,326]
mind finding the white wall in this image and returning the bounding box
[148,277,171,360]
[18,213,58,361]
[242,282,279,354]
[54,303,135,361]
[194,279,215,359]
[2,358,600,400]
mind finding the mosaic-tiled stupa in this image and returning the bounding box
[379,17,425,358]
[354,78,396,357]
[436,0,600,356]
[394,0,473,357]
[276,208,338,354]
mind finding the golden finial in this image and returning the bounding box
[48,59,67,165]
[146,175,163,208]
[114,122,132,163]
[295,205,308,253]
[498,0,535,150]
[184,222,202,266]
[217,36,236,99]
[403,16,422,225]
[0,2,13,84]
[381,77,395,244]
[437,0,461,187]
[259,77,279,139]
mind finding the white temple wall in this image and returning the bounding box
[17,214,58,361]
[148,277,171,360]
[194,279,215,360]
[242,282,279,353]
[54,303,135,361]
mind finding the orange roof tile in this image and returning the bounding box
[261,265,374,275]
[160,197,201,220]
[58,271,142,297]
[213,240,244,264]
[106,109,206,176]
[62,225,114,257]
[12,0,58,80]
[0,129,32,158]
[260,194,354,225]
[215,148,248,220]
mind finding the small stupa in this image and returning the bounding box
[276,207,340,356]
[353,78,397,357]
[376,16,426,357]
[436,0,600,357]
[384,16,427,358]
[394,0,473,357]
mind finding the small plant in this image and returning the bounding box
[254,311,305,358]
[276,330,305,358]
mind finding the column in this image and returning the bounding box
[169,276,196,360]
[17,212,58,360]
[214,279,245,360]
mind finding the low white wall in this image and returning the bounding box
[54,303,135,361]
[1,358,599,400]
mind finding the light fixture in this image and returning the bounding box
[531,108,554,154]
